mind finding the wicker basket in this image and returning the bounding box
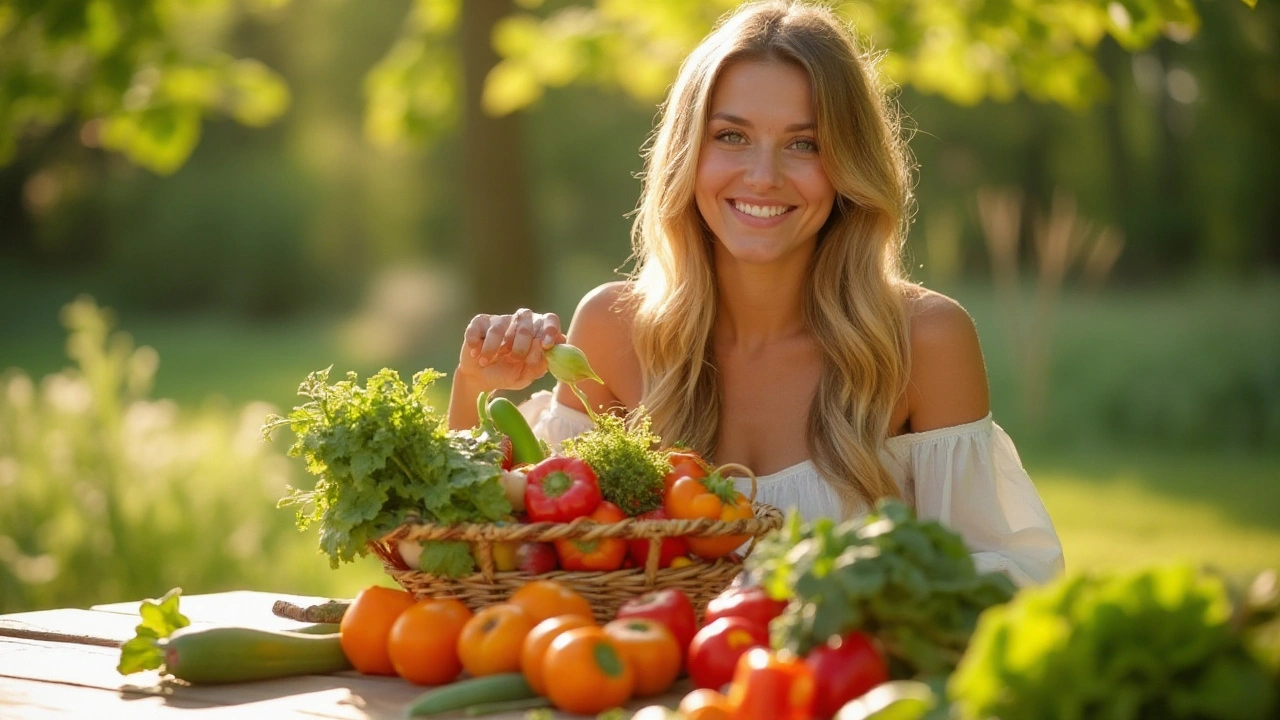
[369,463,784,623]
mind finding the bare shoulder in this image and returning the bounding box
[904,287,990,432]
[555,281,641,413]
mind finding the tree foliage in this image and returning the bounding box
[0,0,290,173]
[0,0,1252,170]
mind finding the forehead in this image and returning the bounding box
[707,60,816,124]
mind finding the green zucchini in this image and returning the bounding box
[404,672,538,717]
[487,396,545,465]
[159,625,351,684]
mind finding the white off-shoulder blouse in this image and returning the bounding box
[519,390,1065,588]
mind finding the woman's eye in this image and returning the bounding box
[791,138,818,153]
[715,130,747,144]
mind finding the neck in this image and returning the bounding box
[713,249,810,349]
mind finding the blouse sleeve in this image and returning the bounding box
[896,415,1066,587]
[519,389,595,451]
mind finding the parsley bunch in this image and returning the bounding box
[263,367,510,568]
[561,410,668,516]
[747,498,1016,678]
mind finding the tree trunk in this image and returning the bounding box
[459,0,540,315]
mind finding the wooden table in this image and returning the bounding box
[0,591,688,719]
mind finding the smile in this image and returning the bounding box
[731,200,794,219]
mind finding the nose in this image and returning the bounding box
[743,146,782,191]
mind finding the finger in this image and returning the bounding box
[505,308,536,357]
[463,315,490,357]
[538,313,563,349]
[478,316,511,365]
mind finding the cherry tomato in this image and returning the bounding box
[542,626,635,715]
[338,585,417,676]
[457,603,537,677]
[603,617,682,696]
[508,579,595,624]
[615,588,699,667]
[387,598,472,685]
[804,631,890,718]
[686,616,769,691]
[520,614,597,696]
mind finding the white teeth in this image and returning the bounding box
[732,201,790,218]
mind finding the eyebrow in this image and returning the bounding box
[710,112,815,133]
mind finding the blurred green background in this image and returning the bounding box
[1,0,1277,613]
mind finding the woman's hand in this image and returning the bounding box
[457,309,566,392]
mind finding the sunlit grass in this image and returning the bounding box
[1028,449,1280,579]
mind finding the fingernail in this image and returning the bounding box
[470,349,478,358]
[542,336,554,349]
[477,357,488,367]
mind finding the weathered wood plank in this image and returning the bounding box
[91,591,337,629]
[0,635,687,719]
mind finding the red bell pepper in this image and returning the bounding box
[704,584,788,634]
[626,507,691,570]
[727,647,815,720]
[554,500,628,571]
[524,456,602,523]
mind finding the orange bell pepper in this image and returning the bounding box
[663,471,753,560]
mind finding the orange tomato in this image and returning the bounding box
[339,585,417,675]
[387,598,473,685]
[542,626,635,715]
[603,617,682,696]
[457,603,538,677]
[678,688,736,720]
[508,579,595,624]
[520,614,597,695]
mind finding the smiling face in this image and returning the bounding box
[695,59,836,269]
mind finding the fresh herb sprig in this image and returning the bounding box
[263,367,510,569]
[562,410,668,516]
[747,498,1016,678]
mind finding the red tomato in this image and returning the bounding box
[703,585,788,633]
[664,450,709,492]
[615,588,699,667]
[686,617,769,691]
[626,507,691,569]
[804,631,890,718]
[554,501,628,571]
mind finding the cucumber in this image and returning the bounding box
[159,625,351,684]
[486,396,545,465]
[404,672,538,717]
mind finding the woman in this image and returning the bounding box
[448,0,1064,586]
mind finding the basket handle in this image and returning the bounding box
[712,462,758,503]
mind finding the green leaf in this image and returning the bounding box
[418,540,477,579]
[117,587,189,676]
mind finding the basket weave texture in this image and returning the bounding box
[370,463,784,623]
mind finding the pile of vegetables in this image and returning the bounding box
[748,498,1016,679]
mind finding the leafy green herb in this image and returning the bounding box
[117,587,190,675]
[561,410,668,516]
[418,540,477,578]
[949,564,1278,720]
[263,367,511,568]
[747,498,1015,678]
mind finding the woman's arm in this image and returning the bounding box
[551,281,642,416]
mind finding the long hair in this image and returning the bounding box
[624,0,915,512]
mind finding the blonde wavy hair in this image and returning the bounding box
[624,0,915,512]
